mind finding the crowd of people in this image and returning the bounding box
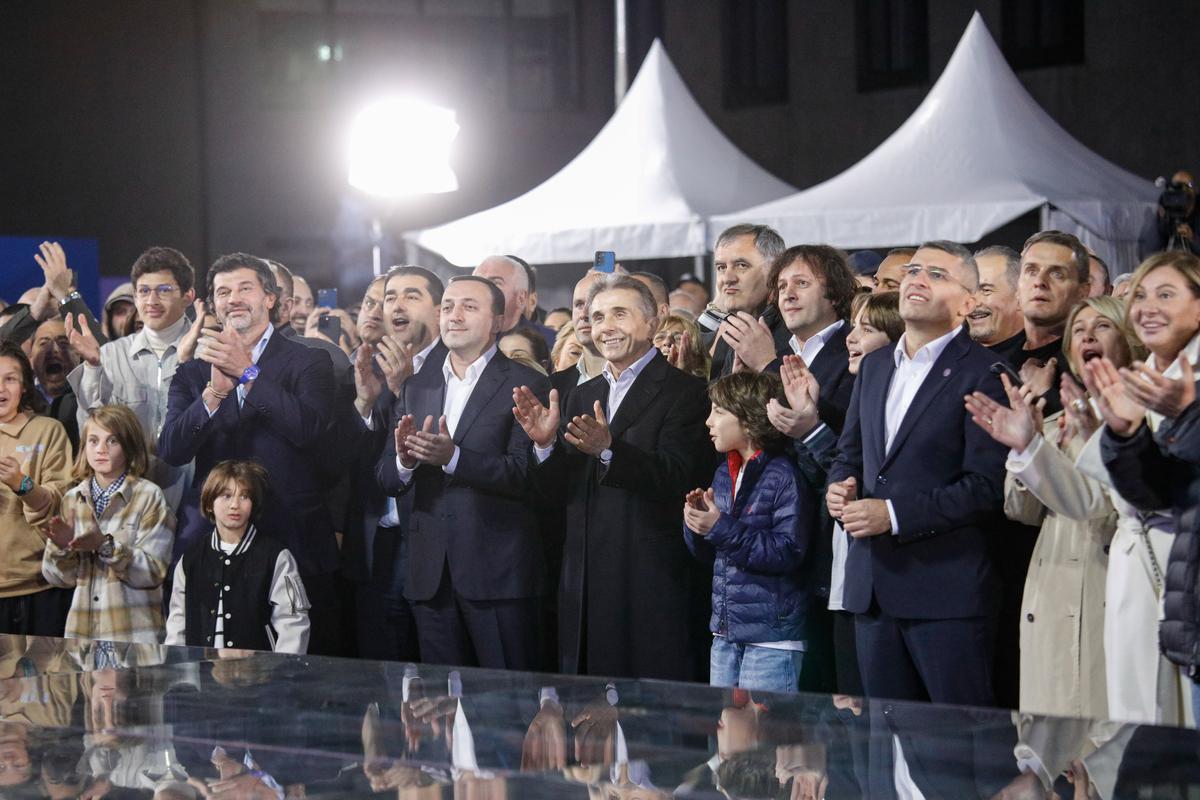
[1,221,1198,731]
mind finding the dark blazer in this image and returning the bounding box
[341,341,448,583]
[158,327,337,576]
[828,330,1008,619]
[375,348,550,602]
[709,304,792,381]
[536,350,712,680]
[764,320,855,433]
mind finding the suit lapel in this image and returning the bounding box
[607,352,668,439]
[236,327,287,422]
[880,333,969,470]
[451,352,510,443]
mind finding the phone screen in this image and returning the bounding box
[318,313,341,343]
[594,251,616,273]
[317,287,338,309]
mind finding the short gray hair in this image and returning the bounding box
[1112,272,1133,288]
[918,240,979,291]
[715,224,785,266]
[974,245,1020,292]
[585,274,658,321]
[1022,230,1090,283]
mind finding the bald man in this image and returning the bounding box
[473,255,556,347]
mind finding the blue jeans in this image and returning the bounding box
[710,637,804,692]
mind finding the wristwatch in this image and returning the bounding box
[58,291,82,308]
[239,365,260,385]
[14,476,33,496]
[98,535,115,559]
[599,448,613,463]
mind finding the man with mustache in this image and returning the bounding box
[159,253,339,654]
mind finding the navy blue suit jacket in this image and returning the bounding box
[828,329,1007,619]
[158,327,336,575]
[375,348,550,602]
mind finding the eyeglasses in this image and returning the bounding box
[901,264,972,292]
[135,284,179,298]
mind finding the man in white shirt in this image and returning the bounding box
[67,247,197,510]
[826,241,1008,707]
[376,276,550,670]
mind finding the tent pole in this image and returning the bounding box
[614,0,628,105]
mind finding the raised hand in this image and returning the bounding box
[374,336,415,396]
[64,312,101,367]
[1060,373,1099,443]
[1083,357,1145,437]
[198,319,253,381]
[826,476,856,521]
[0,456,26,493]
[512,386,559,449]
[1119,357,1196,419]
[720,311,777,373]
[964,373,1043,451]
[176,300,209,363]
[406,415,456,467]
[45,515,74,550]
[394,414,418,469]
[1019,356,1058,399]
[34,241,73,300]
[682,487,719,535]
[769,355,821,438]
[564,400,612,457]
[354,343,383,417]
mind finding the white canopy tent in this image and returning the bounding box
[713,12,1157,273]
[403,39,796,267]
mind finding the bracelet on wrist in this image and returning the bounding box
[205,382,230,401]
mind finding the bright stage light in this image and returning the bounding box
[347,97,459,198]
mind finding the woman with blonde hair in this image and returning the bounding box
[42,404,174,645]
[551,322,585,373]
[654,313,709,378]
[967,295,1185,723]
[1092,250,1200,726]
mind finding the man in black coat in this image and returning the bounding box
[706,224,791,380]
[827,241,1008,706]
[158,253,339,653]
[514,274,711,681]
[376,276,550,670]
[342,266,445,661]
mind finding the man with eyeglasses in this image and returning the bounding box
[67,246,197,510]
[827,240,1008,707]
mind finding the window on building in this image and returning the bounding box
[855,0,928,92]
[722,0,788,109]
[1001,0,1084,70]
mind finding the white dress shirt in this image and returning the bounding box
[395,345,498,483]
[881,326,962,534]
[789,318,843,365]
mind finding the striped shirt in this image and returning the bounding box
[42,476,175,644]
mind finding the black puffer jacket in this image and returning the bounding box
[1102,400,1200,677]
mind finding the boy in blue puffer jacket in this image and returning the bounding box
[683,371,816,692]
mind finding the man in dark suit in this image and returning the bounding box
[706,224,791,380]
[762,244,860,433]
[826,241,1007,706]
[375,275,550,670]
[158,253,339,653]
[514,274,711,681]
[344,265,445,661]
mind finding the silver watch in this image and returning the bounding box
[97,535,115,559]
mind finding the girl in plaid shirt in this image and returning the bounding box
[42,404,174,644]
